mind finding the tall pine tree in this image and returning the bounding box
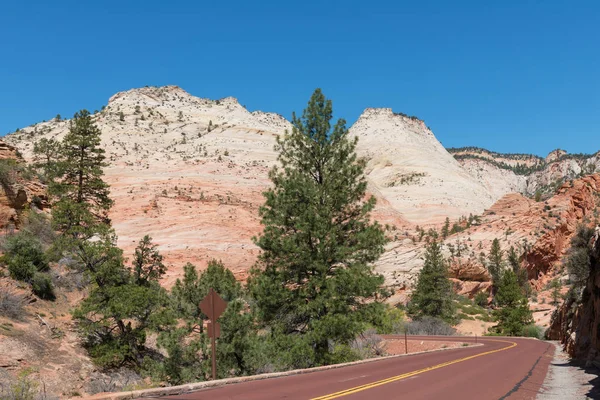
[408,241,455,322]
[248,89,388,365]
[492,269,533,335]
[50,109,112,238]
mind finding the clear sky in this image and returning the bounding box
[1,0,598,156]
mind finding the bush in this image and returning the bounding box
[474,291,488,307]
[521,324,544,339]
[7,256,37,281]
[1,233,48,278]
[31,273,55,300]
[0,290,26,320]
[349,329,386,360]
[405,316,456,335]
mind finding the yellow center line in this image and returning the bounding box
[310,339,517,400]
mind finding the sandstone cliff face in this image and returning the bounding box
[548,227,600,364]
[4,86,506,286]
[0,140,47,229]
[454,147,600,199]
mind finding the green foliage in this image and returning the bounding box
[521,324,544,339]
[50,110,112,237]
[564,225,595,291]
[0,368,40,400]
[371,306,405,334]
[31,272,55,300]
[550,279,561,305]
[508,246,531,297]
[131,235,165,285]
[441,217,450,239]
[534,190,542,202]
[487,238,504,286]
[408,241,455,323]
[2,232,48,282]
[154,260,252,383]
[32,137,62,181]
[248,89,388,366]
[474,291,488,307]
[492,270,534,336]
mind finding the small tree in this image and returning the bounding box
[33,138,62,180]
[564,225,595,290]
[487,238,504,287]
[492,269,533,336]
[550,279,561,306]
[119,111,125,122]
[408,241,455,322]
[55,114,62,122]
[508,246,530,296]
[132,235,165,285]
[441,217,450,239]
[156,260,251,383]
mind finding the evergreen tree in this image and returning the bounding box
[487,238,504,286]
[132,235,165,285]
[248,89,388,365]
[50,109,112,237]
[73,235,172,369]
[408,241,455,322]
[492,269,533,335]
[155,260,252,383]
[32,137,61,180]
[564,225,595,290]
[508,246,530,296]
[441,217,450,239]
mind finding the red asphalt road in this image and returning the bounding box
[157,336,554,400]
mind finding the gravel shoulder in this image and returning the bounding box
[537,341,600,399]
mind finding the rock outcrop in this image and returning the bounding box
[0,140,47,229]
[548,227,600,364]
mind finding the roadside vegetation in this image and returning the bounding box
[0,89,563,397]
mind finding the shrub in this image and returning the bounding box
[2,233,48,281]
[31,273,55,300]
[7,256,37,281]
[521,324,544,339]
[405,316,456,335]
[0,290,26,320]
[474,291,488,307]
[349,329,385,360]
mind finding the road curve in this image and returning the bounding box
[158,336,554,400]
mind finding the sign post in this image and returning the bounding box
[199,288,227,380]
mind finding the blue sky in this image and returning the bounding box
[1,1,598,155]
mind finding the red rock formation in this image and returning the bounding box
[547,227,600,364]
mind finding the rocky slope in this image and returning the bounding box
[450,147,600,199]
[0,140,48,229]
[4,85,509,286]
[548,226,600,365]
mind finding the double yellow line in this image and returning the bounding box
[311,339,517,400]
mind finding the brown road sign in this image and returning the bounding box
[199,288,228,380]
[199,288,227,321]
[207,321,221,338]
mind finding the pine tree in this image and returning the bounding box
[492,269,533,335]
[487,238,504,286]
[441,217,450,239]
[50,109,112,237]
[408,241,455,322]
[132,235,165,285]
[508,246,530,296]
[156,260,252,383]
[73,235,172,369]
[248,89,388,365]
[32,138,61,180]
